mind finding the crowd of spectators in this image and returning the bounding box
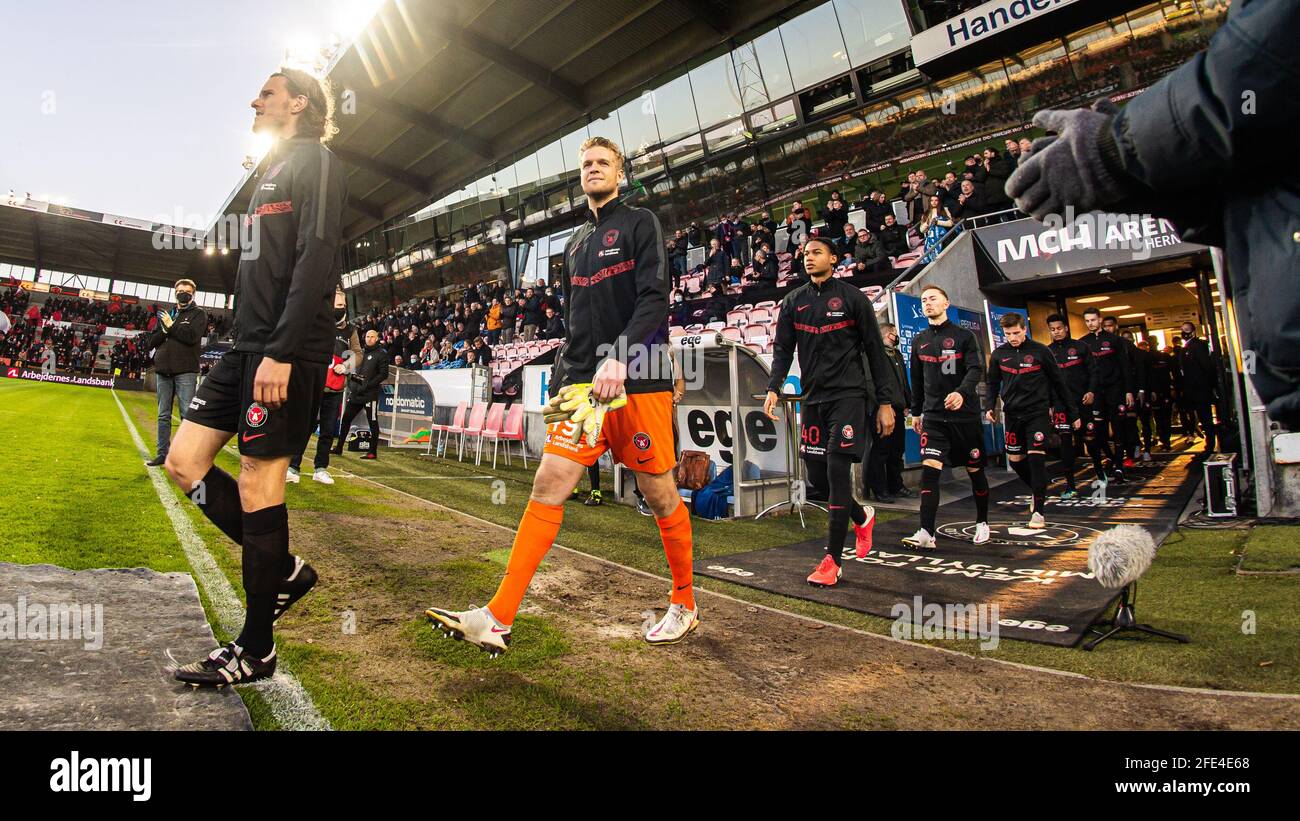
[0,286,231,379]
[354,278,565,372]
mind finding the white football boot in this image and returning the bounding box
[972,522,991,545]
[645,603,699,645]
[902,528,937,549]
[425,605,511,658]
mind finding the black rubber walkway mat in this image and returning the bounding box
[697,453,1203,646]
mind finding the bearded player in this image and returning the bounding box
[425,137,696,655]
[763,236,895,587]
[164,68,347,686]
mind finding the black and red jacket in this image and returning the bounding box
[768,275,896,407]
[551,196,670,397]
[1048,336,1094,400]
[985,338,1077,421]
[232,136,348,365]
[1081,329,1133,396]
[909,319,983,420]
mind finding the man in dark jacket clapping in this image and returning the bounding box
[144,278,207,467]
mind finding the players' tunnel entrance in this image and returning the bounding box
[970,216,1246,465]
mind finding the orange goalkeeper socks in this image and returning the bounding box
[657,501,696,610]
[487,500,565,626]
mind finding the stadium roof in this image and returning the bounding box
[221,0,805,242]
[0,196,226,292]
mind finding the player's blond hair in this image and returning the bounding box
[579,136,625,171]
[174,279,196,291]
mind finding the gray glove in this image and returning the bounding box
[1005,99,1132,221]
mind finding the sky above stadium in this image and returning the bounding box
[0,0,383,227]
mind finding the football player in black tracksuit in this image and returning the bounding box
[1046,313,1094,498]
[1131,337,1159,458]
[1143,340,1176,451]
[765,235,897,587]
[165,68,347,686]
[985,313,1079,528]
[1079,306,1132,485]
[1177,321,1220,452]
[289,287,361,483]
[906,285,989,549]
[1103,316,1143,465]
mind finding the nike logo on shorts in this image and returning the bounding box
[241,432,267,443]
[637,456,653,464]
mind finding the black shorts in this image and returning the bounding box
[799,397,868,463]
[1005,412,1051,455]
[1051,406,1076,433]
[919,417,986,469]
[1088,387,1125,428]
[184,351,327,459]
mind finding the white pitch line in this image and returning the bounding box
[112,390,331,731]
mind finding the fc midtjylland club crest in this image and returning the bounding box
[246,402,268,428]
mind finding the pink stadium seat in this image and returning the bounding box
[726,310,748,327]
[742,324,767,342]
[754,300,777,310]
[456,403,488,461]
[684,323,704,333]
[473,403,505,466]
[481,403,527,469]
[721,326,743,342]
[745,343,764,355]
[749,308,771,324]
[705,321,726,331]
[433,402,468,458]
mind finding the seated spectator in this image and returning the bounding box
[852,228,889,273]
[877,214,909,258]
[728,256,744,285]
[746,248,778,286]
[705,283,731,324]
[670,290,693,327]
[837,220,857,257]
[540,306,565,340]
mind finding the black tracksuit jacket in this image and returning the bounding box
[909,319,983,420]
[985,339,1077,421]
[232,137,348,365]
[551,196,670,397]
[1048,336,1094,401]
[767,275,896,408]
[1081,330,1133,397]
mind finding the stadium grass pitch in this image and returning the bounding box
[3,379,1296,731]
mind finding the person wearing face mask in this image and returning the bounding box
[290,288,361,483]
[1176,322,1220,452]
[143,278,207,467]
[669,290,692,327]
[336,328,389,461]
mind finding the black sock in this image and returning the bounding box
[825,455,855,564]
[848,500,867,527]
[920,465,942,535]
[1087,438,1108,480]
[970,469,989,523]
[1009,458,1031,488]
[1059,436,1077,488]
[187,466,243,544]
[236,504,289,659]
[1028,453,1047,515]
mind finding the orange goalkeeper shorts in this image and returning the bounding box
[543,391,677,474]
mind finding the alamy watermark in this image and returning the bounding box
[890,595,1000,650]
[0,596,104,650]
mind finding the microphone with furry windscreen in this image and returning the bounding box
[1083,524,1189,650]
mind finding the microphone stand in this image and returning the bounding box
[1083,582,1190,651]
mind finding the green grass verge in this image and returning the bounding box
[1238,526,1300,573]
